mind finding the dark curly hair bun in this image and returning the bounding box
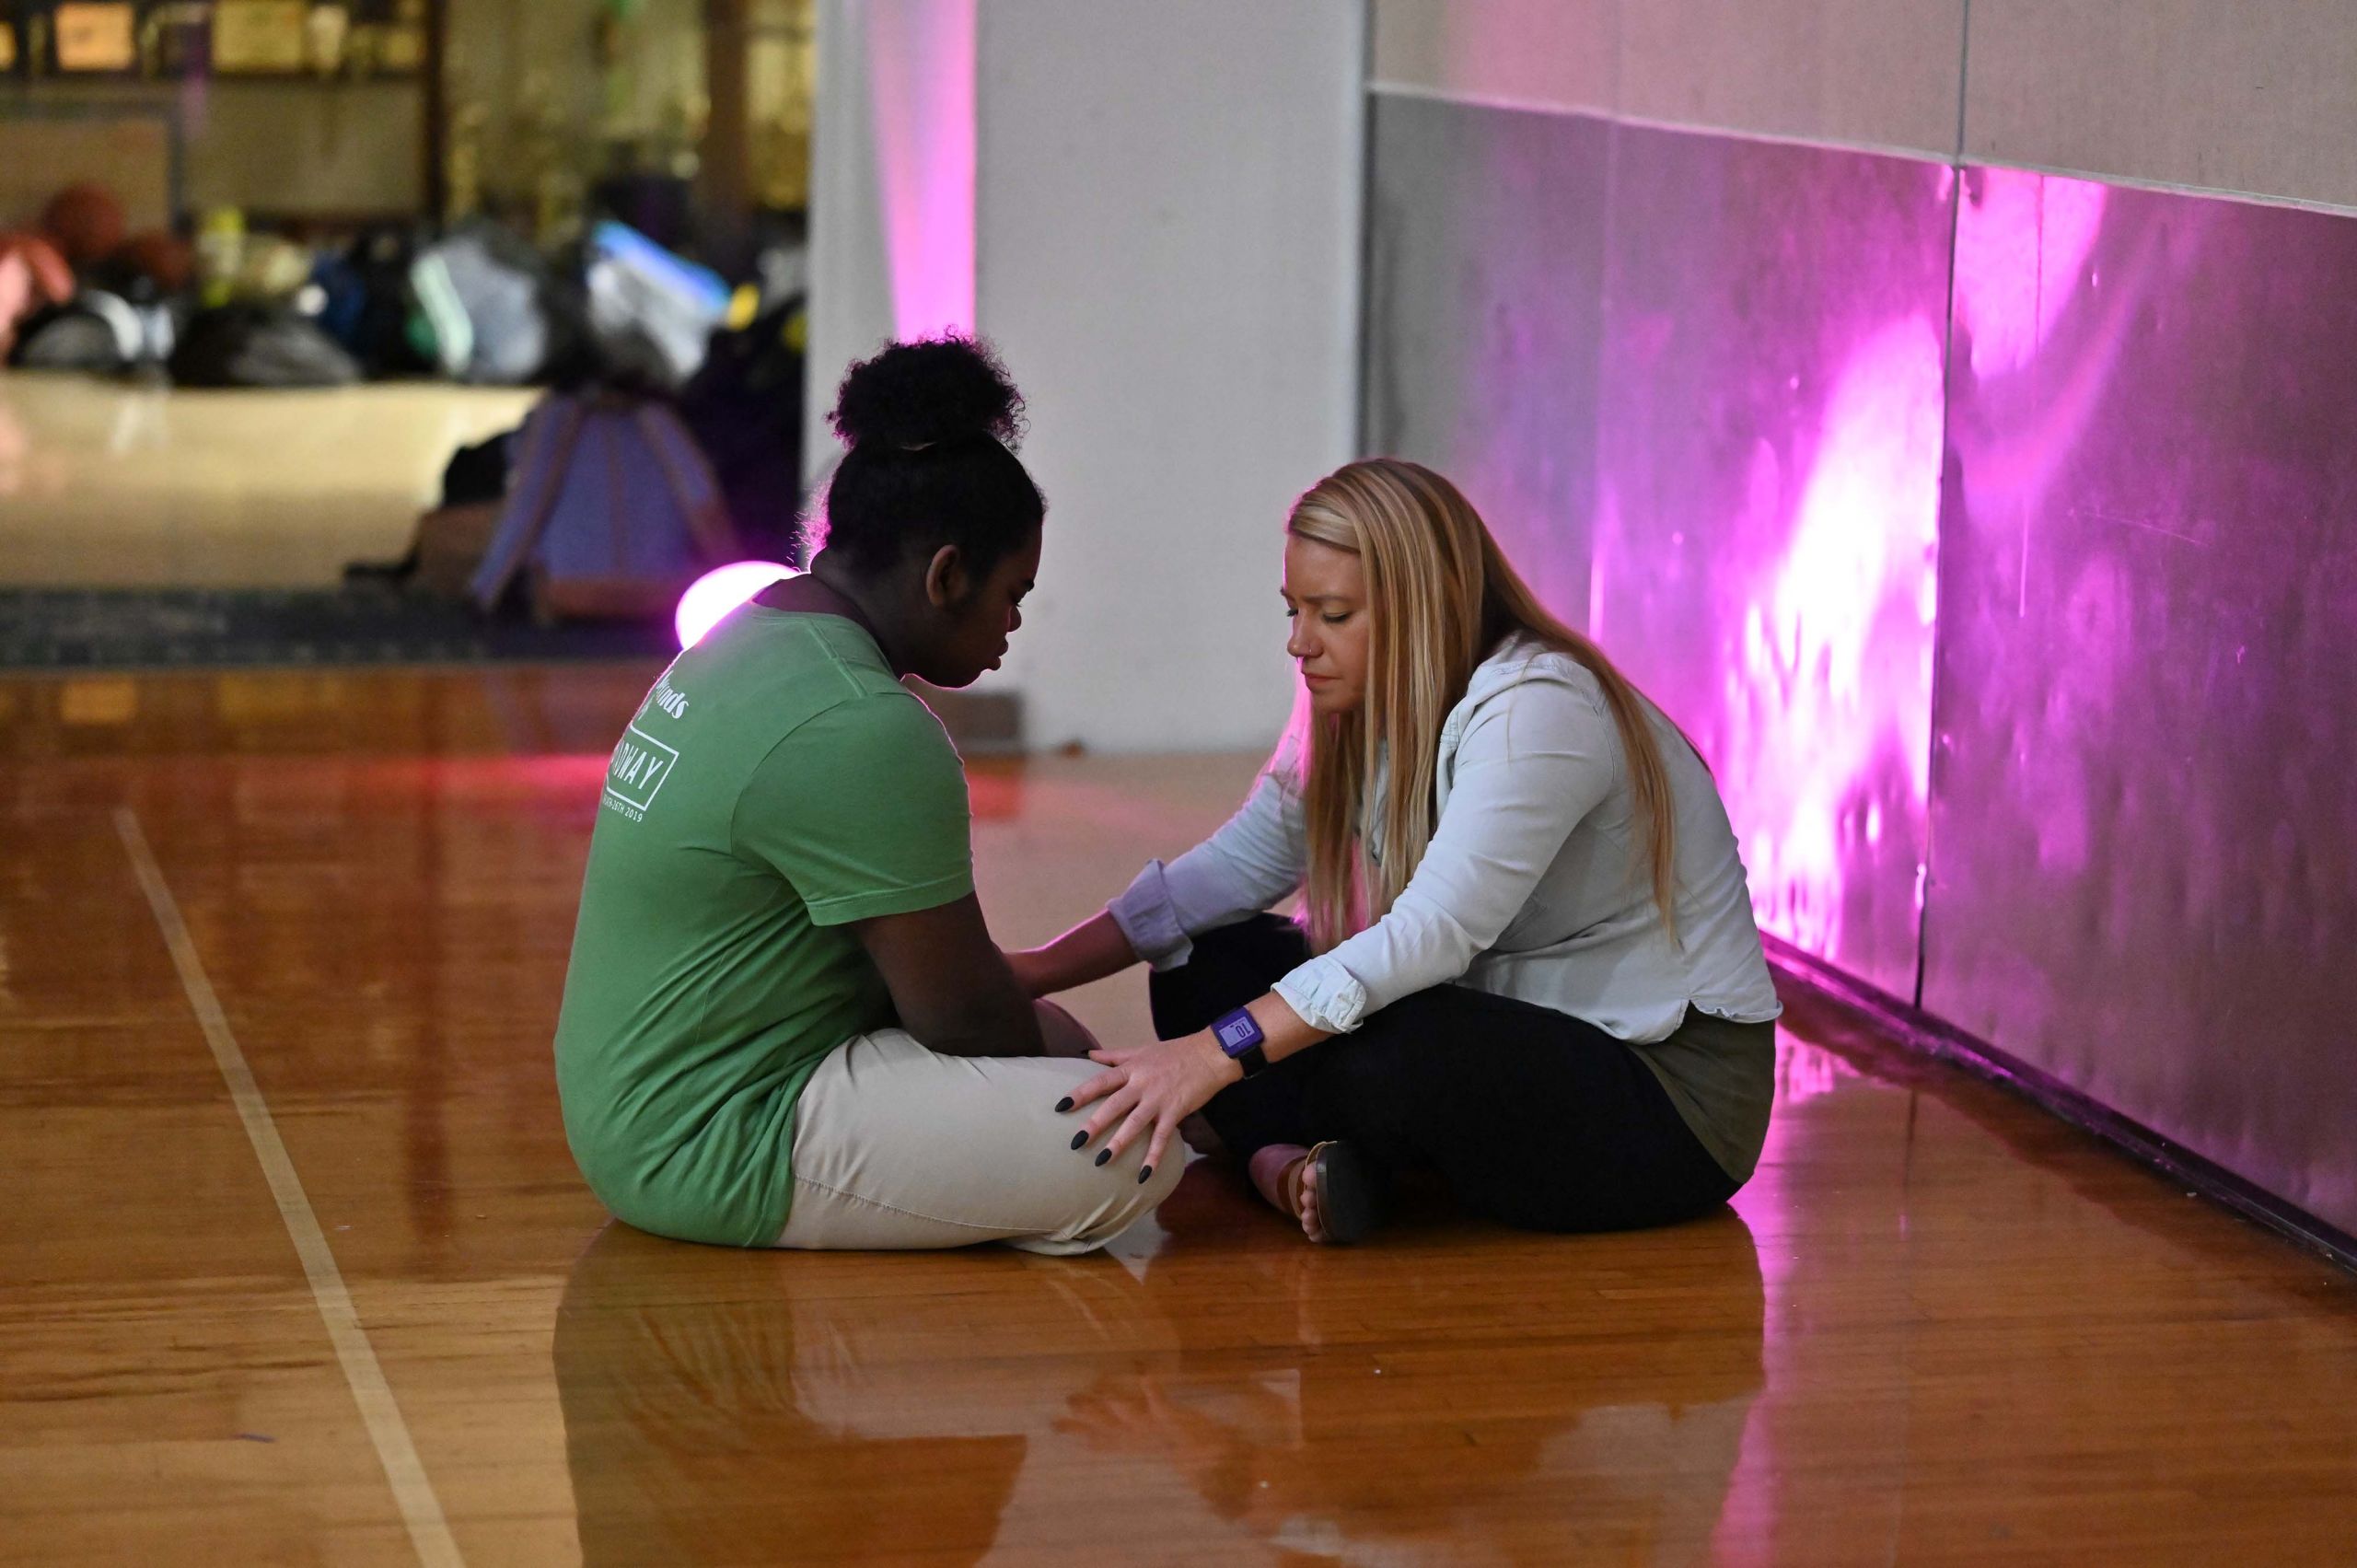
[818,334,1046,577]
[830,334,1026,452]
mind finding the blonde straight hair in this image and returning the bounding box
[1286,459,1686,953]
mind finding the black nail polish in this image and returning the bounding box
[1054,1097,1074,1113]
[1094,1148,1112,1167]
[1070,1131,1088,1151]
[1137,1166,1154,1184]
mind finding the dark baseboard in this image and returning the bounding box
[0,587,679,668]
[911,686,1023,755]
[1762,934,2357,1278]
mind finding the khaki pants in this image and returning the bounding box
[772,1030,1182,1254]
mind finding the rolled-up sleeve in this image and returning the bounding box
[1271,680,1618,1032]
[1109,772,1307,969]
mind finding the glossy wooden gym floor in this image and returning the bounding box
[4,665,2352,1567]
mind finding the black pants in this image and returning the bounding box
[1154,915,1741,1233]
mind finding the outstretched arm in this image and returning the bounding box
[1008,909,1139,997]
[1017,768,1309,996]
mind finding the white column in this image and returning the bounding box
[974,0,1366,752]
[808,0,1365,750]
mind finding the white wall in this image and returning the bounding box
[971,0,1364,752]
[1373,0,2357,206]
[806,0,1364,751]
[1965,0,2357,208]
[1371,0,1963,158]
[1373,0,1619,117]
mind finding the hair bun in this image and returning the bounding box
[830,334,1026,452]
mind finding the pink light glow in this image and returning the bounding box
[867,0,977,339]
[1953,173,2108,378]
[676,562,798,649]
[1729,317,1945,958]
[1957,167,2165,510]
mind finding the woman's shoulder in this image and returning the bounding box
[1435,637,1616,769]
[1459,635,1610,720]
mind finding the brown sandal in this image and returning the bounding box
[1294,1140,1382,1246]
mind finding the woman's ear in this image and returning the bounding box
[923,545,968,610]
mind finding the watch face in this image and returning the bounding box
[1214,1014,1260,1052]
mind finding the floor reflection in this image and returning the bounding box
[0,375,536,587]
[554,1202,1765,1564]
[17,668,2357,1562]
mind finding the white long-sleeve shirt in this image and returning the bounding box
[1109,634,1783,1179]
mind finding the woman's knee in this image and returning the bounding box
[1148,915,1313,1040]
[1198,912,1311,963]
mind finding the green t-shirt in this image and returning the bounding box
[554,609,974,1247]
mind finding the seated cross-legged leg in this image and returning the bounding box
[1155,920,1742,1240]
[1304,985,1741,1234]
[1149,916,1382,1240]
[773,1030,1184,1255]
[1146,912,1314,1040]
[1148,914,1321,1164]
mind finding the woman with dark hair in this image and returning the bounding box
[1017,458,1782,1245]
[555,335,1179,1253]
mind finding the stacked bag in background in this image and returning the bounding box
[6,173,811,622]
[3,183,181,375]
[3,176,753,395]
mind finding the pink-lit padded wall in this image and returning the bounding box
[1364,97,2357,1239]
[1362,97,1610,637]
[1591,125,1951,1003]
[1927,168,2357,1236]
[1368,101,1949,1004]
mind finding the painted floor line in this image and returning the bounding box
[116,807,464,1568]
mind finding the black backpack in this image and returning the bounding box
[8,292,171,373]
[169,304,361,389]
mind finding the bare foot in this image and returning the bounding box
[1247,1143,1329,1244]
[1298,1157,1327,1243]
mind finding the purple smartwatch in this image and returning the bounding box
[1212,1007,1271,1077]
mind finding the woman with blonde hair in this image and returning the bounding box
[1014,458,1782,1243]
